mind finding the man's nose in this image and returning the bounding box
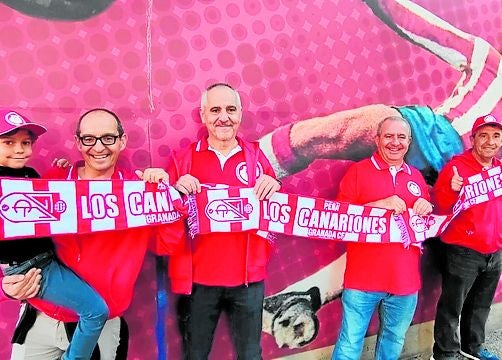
[92,139,106,150]
[218,114,231,123]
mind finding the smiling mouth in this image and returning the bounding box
[90,154,109,159]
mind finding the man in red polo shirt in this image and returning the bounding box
[332,116,433,360]
[168,83,281,359]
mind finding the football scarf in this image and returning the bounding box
[0,165,500,245]
[0,178,185,239]
[187,186,452,247]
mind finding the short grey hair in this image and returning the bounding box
[376,116,412,138]
[200,83,242,109]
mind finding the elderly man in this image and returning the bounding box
[332,116,434,360]
[1,108,181,360]
[431,114,502,360]
[168,83,281,359]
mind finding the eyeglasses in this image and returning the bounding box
[79,134,121,146]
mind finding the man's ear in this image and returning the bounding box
[200,108,206,125]
[119,133,128,150]
[74,135,82,150]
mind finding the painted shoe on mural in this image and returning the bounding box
[460,349,500,360]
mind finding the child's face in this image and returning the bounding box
[0,129,34,169]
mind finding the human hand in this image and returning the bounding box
[51,158,71,168]
[2,268,41,300]
[175,174,201,195]
[412,197,434,215]
[370,195,407,214]
[253,175,281,200]
[451,166,463,192]
[135,168,169,183]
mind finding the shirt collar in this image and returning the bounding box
[68,160,124,180]
[196,136,243,153]
[370,152,411,175]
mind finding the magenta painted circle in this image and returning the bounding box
[204,6,221,24]
[182,11,201,30]
[210,27,229,47]
[217,50,235,68]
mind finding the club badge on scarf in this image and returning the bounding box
[0,178,186,239]
[188,186,453,246]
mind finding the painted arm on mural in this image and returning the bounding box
[260,0,501,180]
[260,0,501,349]
[0,0,116,20]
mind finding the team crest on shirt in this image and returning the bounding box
[407,181,421,197]
[235,162,264,185]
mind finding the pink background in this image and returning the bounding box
[0,0,500,359]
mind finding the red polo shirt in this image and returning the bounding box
[337,152,430,295]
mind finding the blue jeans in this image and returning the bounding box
[39,257,109,360]
[433,244,501,358]
[177,281,264,360]
[332,289,418,360]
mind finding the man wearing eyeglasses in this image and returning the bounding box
[2,108,183,360]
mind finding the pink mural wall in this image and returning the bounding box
[0,0,500,359]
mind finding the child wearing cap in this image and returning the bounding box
[0,109,109,360]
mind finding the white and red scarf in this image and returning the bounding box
[187,186,451,247]
[1,166,500,246]
[0,179,185,239]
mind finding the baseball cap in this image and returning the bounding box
[0,109,47,137]
[471,114,502,134]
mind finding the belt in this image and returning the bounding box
[1,251,54,276]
